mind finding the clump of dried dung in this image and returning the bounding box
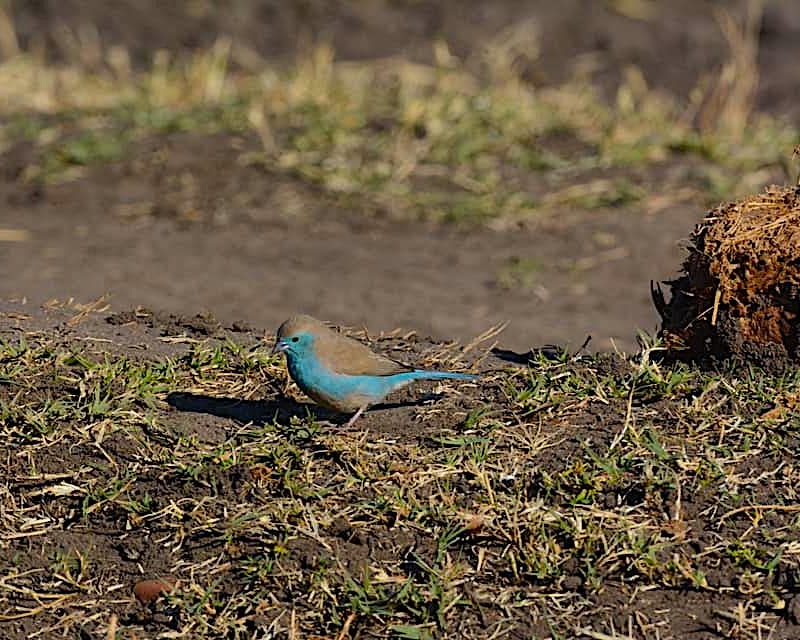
[653,185,800,369]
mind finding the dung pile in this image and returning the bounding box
[653,185,800,369]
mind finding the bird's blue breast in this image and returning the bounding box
[286,350,402,412]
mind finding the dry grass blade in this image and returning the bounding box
[66,294,111,326]
[698,0,765,137]
[0,228,30,242]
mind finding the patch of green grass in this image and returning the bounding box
[543,177,647,210]
[51,129,129,167]
[1,40,795,219]
[496,256,544,290]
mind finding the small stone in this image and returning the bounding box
[134,578,175,604]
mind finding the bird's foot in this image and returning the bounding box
[314,419,338,428]
[344,404,369,428]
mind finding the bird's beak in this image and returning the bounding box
[272,339,288,355]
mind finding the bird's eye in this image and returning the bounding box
[291,336,299,343]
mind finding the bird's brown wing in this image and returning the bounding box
[315,330,413,377]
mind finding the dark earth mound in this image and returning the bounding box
[655,185,800,369]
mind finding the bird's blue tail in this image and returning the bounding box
[408,370,478,382]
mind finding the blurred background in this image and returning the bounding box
[0,0,797,351]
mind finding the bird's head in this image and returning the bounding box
[273,330,314,358]
[272,315,326,359]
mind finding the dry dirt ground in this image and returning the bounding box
[1,130,703,353]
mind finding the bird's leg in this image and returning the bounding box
[344,404,369,428]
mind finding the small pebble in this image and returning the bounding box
[133,578,175,604]
[463,514,486,534]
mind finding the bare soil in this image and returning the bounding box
[1,129,701,353]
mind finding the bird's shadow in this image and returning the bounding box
[491,345,565,365]
[166,391,431,429]
[491,336,592,365]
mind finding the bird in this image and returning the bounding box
[272,314,477,427]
